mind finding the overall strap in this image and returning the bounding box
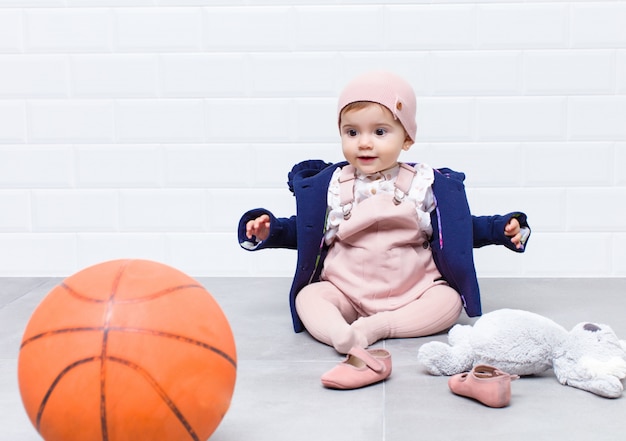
[393,163,417,205]
[338,165,356,219]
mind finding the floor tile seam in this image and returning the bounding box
[0,278,55,310]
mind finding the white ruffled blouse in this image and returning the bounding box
[325,163,436,245]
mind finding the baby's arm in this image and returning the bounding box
[237,208,298,251]
[472,213,530,252]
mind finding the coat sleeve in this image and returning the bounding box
[430,167,530,317]
[237,209,298,251]
[472,212,531,252]
[237,159,334,252]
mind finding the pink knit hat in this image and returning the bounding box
[337,71,417,141]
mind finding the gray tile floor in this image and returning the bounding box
[2,277,626,441]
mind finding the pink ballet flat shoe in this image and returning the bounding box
[448,364,519,408]
[321,347,392,390]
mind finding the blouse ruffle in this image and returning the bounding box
[325,162,435,244]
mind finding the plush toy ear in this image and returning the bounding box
[583,323,601,332]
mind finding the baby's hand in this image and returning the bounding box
[246,214,271,241]
[504,217,523,249]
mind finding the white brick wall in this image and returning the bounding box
[0,1,625,277]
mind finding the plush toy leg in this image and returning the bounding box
[417,325,475,376]
[560,375,624,398]
[554,354,626,398]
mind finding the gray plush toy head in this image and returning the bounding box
[553,321,626,398]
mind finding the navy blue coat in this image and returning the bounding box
[237,160,530,333]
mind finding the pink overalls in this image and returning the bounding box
[295,163,463,353]
[321,163,445,315]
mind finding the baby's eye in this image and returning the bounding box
[347,129,358,137]
[375,128,387,136]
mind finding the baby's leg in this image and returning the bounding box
[295,281,367,354]
[352,284,463,345]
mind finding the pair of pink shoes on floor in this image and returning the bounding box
[319,348,518,407]
[321,346,392,390]
[448,364,520,408]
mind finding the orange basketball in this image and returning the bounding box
[17,259,237,441]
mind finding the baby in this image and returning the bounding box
[238,71,530,389]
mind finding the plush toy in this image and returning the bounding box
[417,309,626,398]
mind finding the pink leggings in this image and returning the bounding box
[295,281,463,354]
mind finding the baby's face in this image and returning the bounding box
[339,103,413,175]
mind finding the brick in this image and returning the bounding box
[0,101,26,143]
[614,234,626,276]
[0,146,73,187]
[476,97,565,141]
[524,233,612,277]
[0,10,22,52]
[204,6,291,51]
[71,54,158,98]
[1,2,624,278]
[195,230,295,276]
[115,8,202,52]
[252,143,339,187]
[14,0,65,5]
[159,0,242,5]
[119,189,206,231]
[166,233,271,276]
[0,233,77,276]
[211,188,295,232]
[467,187,537,218]
[0,55,67,98]
[386,5,475,50]
[251,246,296,277]
[415,98,474,141]
[249,53,338,97]
[115,99,205,142]
[524,142,613,186]
[468,187,566,233]
[28,100,114,143]
[568,97,626,140]
[206,98,294,142]
[68,0,154,5]
[518,189,567,233]
[571,3,626,48]
[566,188,626,231]
[431,51,521,96]
[293,98,338,143]
[473,245,525,277]
[0,191,30,232]
[617,51,626,94]
[24,9,112,52]
[477,4,568,49]
[342,0,426,4]
[616,144,626,185]
[295,6,383,50]
[76,145,162,188]
[164,144,252,188]
[77,233,166,271]
[407,143,524,188]
[160,54,246,98]
[524,50,614,95]
[32,190,118,231]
